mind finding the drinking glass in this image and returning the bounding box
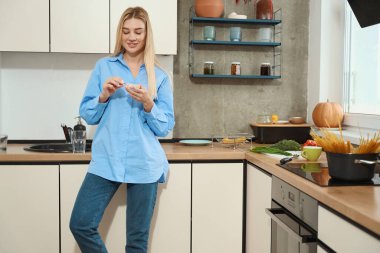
[230,27,242,42]
[72,130,86,153]
[203,26,216,41]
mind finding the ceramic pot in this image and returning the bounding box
[194,0,224,18]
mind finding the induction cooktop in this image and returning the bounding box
[277,162,380,187]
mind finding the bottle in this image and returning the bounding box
[74,116,86,131]
[256,0,274,20]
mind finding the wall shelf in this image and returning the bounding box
[188,8,282,79]
[191,74,281,79]
[191,40,281,47]
[191,17,281,25]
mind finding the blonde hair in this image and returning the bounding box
[113,7,157,98]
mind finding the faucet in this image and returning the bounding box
[61,124,73,143]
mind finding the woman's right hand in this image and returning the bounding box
[99,77,124,103]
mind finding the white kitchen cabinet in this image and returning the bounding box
[149,163,191,253]
[246,163,272,253]
[110,0,177,55]
[192,162,243,253]
[318,205,380,253]
[50,0,109,53]
[0,165,59,253]
[0,0,49,52]
[60,163,191,253]
[60,164,126,253]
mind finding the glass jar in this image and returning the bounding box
[204,61,215,75]
[260,63,271,76]
[256,0,274,20]
[231,62,241,75]
[257,114,271,124]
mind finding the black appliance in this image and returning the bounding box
[347,0,380,28]
[266,176,318,253]
[277,162,380,187]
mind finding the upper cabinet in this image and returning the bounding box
[0,0,177,54]
[50,0,109,53]
[0,0,49,52]
[110,0,177,55]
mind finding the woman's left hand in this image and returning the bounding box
[126,84,154,112]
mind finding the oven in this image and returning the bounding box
[266,176,318,253]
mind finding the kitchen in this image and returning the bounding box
[0,0,380,253]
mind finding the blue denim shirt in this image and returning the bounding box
[79,54,174,183]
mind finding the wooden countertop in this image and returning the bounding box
[1,143,379,236]
[0,143,247,162]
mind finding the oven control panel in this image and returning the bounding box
[272,176,318,230]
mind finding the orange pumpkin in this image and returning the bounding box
[312,100,344,128]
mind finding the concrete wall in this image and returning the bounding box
[173,0,310,138]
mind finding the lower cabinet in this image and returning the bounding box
[246,163,272,253]
[149,163,191,253]
[318,205,380,253]
[60,163,191,253]
[60,164,126,253]
[192,162,244,253]
[0,165,59,253]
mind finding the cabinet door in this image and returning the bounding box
[51,0,109,53]
[192,163,243,253]
[246,163,272,253]
[149,163,191,253]
[0,165,59,253]
[0,0,49,51]
[110,0,177,55]
[60,164,126,253]
[318,205,380,253]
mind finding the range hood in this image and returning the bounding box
[347,0,380,28]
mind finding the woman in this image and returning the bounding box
[69,7,174,253]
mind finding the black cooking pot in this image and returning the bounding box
[326,152,380,181]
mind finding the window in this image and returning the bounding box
[343,3,380,129]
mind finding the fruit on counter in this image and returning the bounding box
[270,139,301,151]
[312,100,344,128]
[271,114,279,123]
[303,139,317,147]
[250,146,292,156]
[221,137,246,144]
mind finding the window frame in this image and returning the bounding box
[342,2,380,130]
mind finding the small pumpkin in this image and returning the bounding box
[312,100,344,128]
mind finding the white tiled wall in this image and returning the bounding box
[0,52,173,140]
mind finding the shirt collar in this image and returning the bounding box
[109,53,146,70]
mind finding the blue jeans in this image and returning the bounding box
[70,173,158,253]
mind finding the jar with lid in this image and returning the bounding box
[204,61,215,75]
[231,62,241,75]
[256,0,273,20]
[260,63,271,76]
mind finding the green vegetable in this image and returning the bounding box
[250,146,292,156]
[270,139,301,151]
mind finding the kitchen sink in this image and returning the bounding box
[24,143,91,153]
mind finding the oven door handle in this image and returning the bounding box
[265,208,316,244]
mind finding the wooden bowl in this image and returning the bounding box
[289,117,305,124]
